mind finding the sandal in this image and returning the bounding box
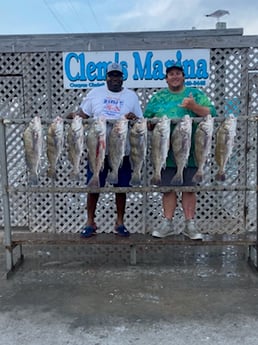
[115,224,130,237]
[80,225,96,238]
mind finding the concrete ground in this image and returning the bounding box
[0,243,258,345]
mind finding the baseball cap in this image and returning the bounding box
[166,65,185,76]
[107,62,123,74]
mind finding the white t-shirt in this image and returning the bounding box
[80,86,143,119]
[80,86,143,155]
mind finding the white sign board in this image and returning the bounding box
[63,49,210,89]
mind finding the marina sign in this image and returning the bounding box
[63,49,210,89]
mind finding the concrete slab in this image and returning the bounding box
[0,244,258,345]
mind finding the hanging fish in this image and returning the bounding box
[47,116,64,179]
[23,116,43,185]
[67,115,84,181]
[171,115,192,185]
[150,116,171,186]
[86,117,106,188]
[215,114,237,181]
[192,114,214,183]
[129,118,147,186]
[107,117,128,185]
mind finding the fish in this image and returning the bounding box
[129,118,148,186]
[86,117,106,188]
[23,116,43,185]
[192,114,214,183]
[215,114,237,181]
[67,115,84,180]
[106,117,128,185]
[47,116,64,179]
[150,116,171,186]
[171,115,192,185]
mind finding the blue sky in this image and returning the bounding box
[0,0,257,35]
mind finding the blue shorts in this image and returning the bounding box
[160,167,197,186]
[86,156,132,187]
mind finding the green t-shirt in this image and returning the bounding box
[144,87,217,167]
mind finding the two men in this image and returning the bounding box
[71,63,216,240]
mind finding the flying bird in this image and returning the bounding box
[205,10,230,21]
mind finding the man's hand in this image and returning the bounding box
[66,109,89,119]
[147,122,155,131]
[179,93,210,117]
[125,112,138,121]
[180,93,196,110]
[66,112,77,119]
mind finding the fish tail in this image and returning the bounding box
[47,168,57,179]
[106,171,118,185]
[87,175,100,188]
[150,175,161,186]
[70,170,80,181]
[130,172,141,186]
[171,172,183,186]
[192,172,203,183]
[29,173,39,185]
[215,172,226,181]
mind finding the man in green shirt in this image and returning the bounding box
[144,65,216,240]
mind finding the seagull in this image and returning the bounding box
[205,9,230,22]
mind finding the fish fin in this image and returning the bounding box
[47,168,57,179]
[130,173,141,186]
[69,171,80,181]
[171,172,183,186]
[87,175,100,188]
[192,172,203,183]
[28,174,39,186]
[150,176,161,186]
[215,172,226,181]
[106,171,118,185]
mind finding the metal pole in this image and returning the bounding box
[0,119,13,272]
[256,113,258,268]
[50,179,57,233]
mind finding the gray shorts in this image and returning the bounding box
[160,167,197,186]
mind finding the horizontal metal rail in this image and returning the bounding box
[2,115,258,126]
[8,232,257,248]
[7,185,258,193]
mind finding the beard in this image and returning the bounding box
[169,84,183,92]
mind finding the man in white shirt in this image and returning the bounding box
[69,62,143,238]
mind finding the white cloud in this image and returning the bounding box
[103,0,257,34]
[0,0,257,35]
[107,0,212,32]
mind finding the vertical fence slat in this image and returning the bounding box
[0,119,13,271]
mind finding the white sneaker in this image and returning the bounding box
[183,220,202,240]
[152,218,179,238]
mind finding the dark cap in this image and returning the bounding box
[107,62,123,74]
[166,65,184,76]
